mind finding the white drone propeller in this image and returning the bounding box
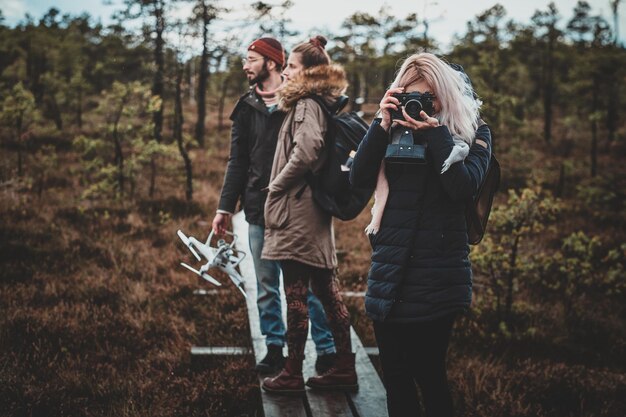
[179,262,222,287]
[177,230,201,261]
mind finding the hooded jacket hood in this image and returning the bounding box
[277,64,348,111]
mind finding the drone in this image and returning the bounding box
[177,229,248,298]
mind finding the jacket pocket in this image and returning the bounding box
[264,192,289,229]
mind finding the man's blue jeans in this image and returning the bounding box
[248,224,335,355]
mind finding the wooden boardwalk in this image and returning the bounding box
[232,212,388,417]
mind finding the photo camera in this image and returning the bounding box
[389,92,436,121]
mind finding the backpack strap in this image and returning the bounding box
[293,95,351,201]
[293,95,335,200]
[466,121,491,242]
[467,125,501,244]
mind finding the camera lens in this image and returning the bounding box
[404,99,423,120]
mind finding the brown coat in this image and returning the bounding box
[261,64,348,269]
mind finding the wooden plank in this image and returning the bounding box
[233,212,309,417]
[193,289,221,295]
[190,347,250,355]
[347,328,388,417]
[303,339,354,417]
[261,393,309,417]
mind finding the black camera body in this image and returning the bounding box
[389,92,436,121]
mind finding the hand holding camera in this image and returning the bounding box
[393,91,439,131]
[379,87,404,131]
[379,88,439,132]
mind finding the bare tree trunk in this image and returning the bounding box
[489,57,502,133]
[112,98,127,196]
[382,68,392,92]
[152,0,165,144]
[16,121,24,177]
[556,162,565,197]
[114,133,124,195]
[195,1,210,147]
[186,61,194,104]
[76,85,82,128]
[606,61,618,147]
[217,74,230,131]
[37,174,44,199]
[591,76,598,177]
[611,0,621,45]
[505,235,521,327]
[489,265,502,326]
[130,176,136,199]
[48,93,63,131]
[543,29,554,144]
[175,64,193,201]
[607,88,618,146]
[149,1,165,199]
[360,70,367,107]
[17,147,23,177]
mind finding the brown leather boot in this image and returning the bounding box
[261,356,305,395]
[305,352,358,391]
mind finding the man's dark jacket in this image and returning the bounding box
[218,88,286,226]
[350,120,492,322]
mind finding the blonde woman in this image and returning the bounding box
[350,53,491,417]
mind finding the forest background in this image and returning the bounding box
[0,1,625,416]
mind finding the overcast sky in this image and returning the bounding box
[2,0,624,51]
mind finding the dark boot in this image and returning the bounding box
[315,352,337,374]
[262,357,305,395]
[255,344,285,375]
[306,352,358,391]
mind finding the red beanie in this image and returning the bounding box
[248,37,285,67]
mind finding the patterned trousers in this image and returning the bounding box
[280,260,352,359]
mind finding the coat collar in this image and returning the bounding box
[241,87,270,114]
[277,64,348,111]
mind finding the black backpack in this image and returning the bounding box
[297,95,374,221]
[466,144,501,245]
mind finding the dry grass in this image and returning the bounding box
[0,127,262,417]
[1,110,624,416]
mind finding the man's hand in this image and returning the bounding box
[212,212,232,236]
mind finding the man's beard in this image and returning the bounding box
[248,63,270,86]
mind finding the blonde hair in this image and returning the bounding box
[390,53,481,144]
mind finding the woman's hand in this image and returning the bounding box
[379,87,404,132]
[395,109,440,131]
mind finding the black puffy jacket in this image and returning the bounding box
[217,88,286,226]
[350,120,492,322]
